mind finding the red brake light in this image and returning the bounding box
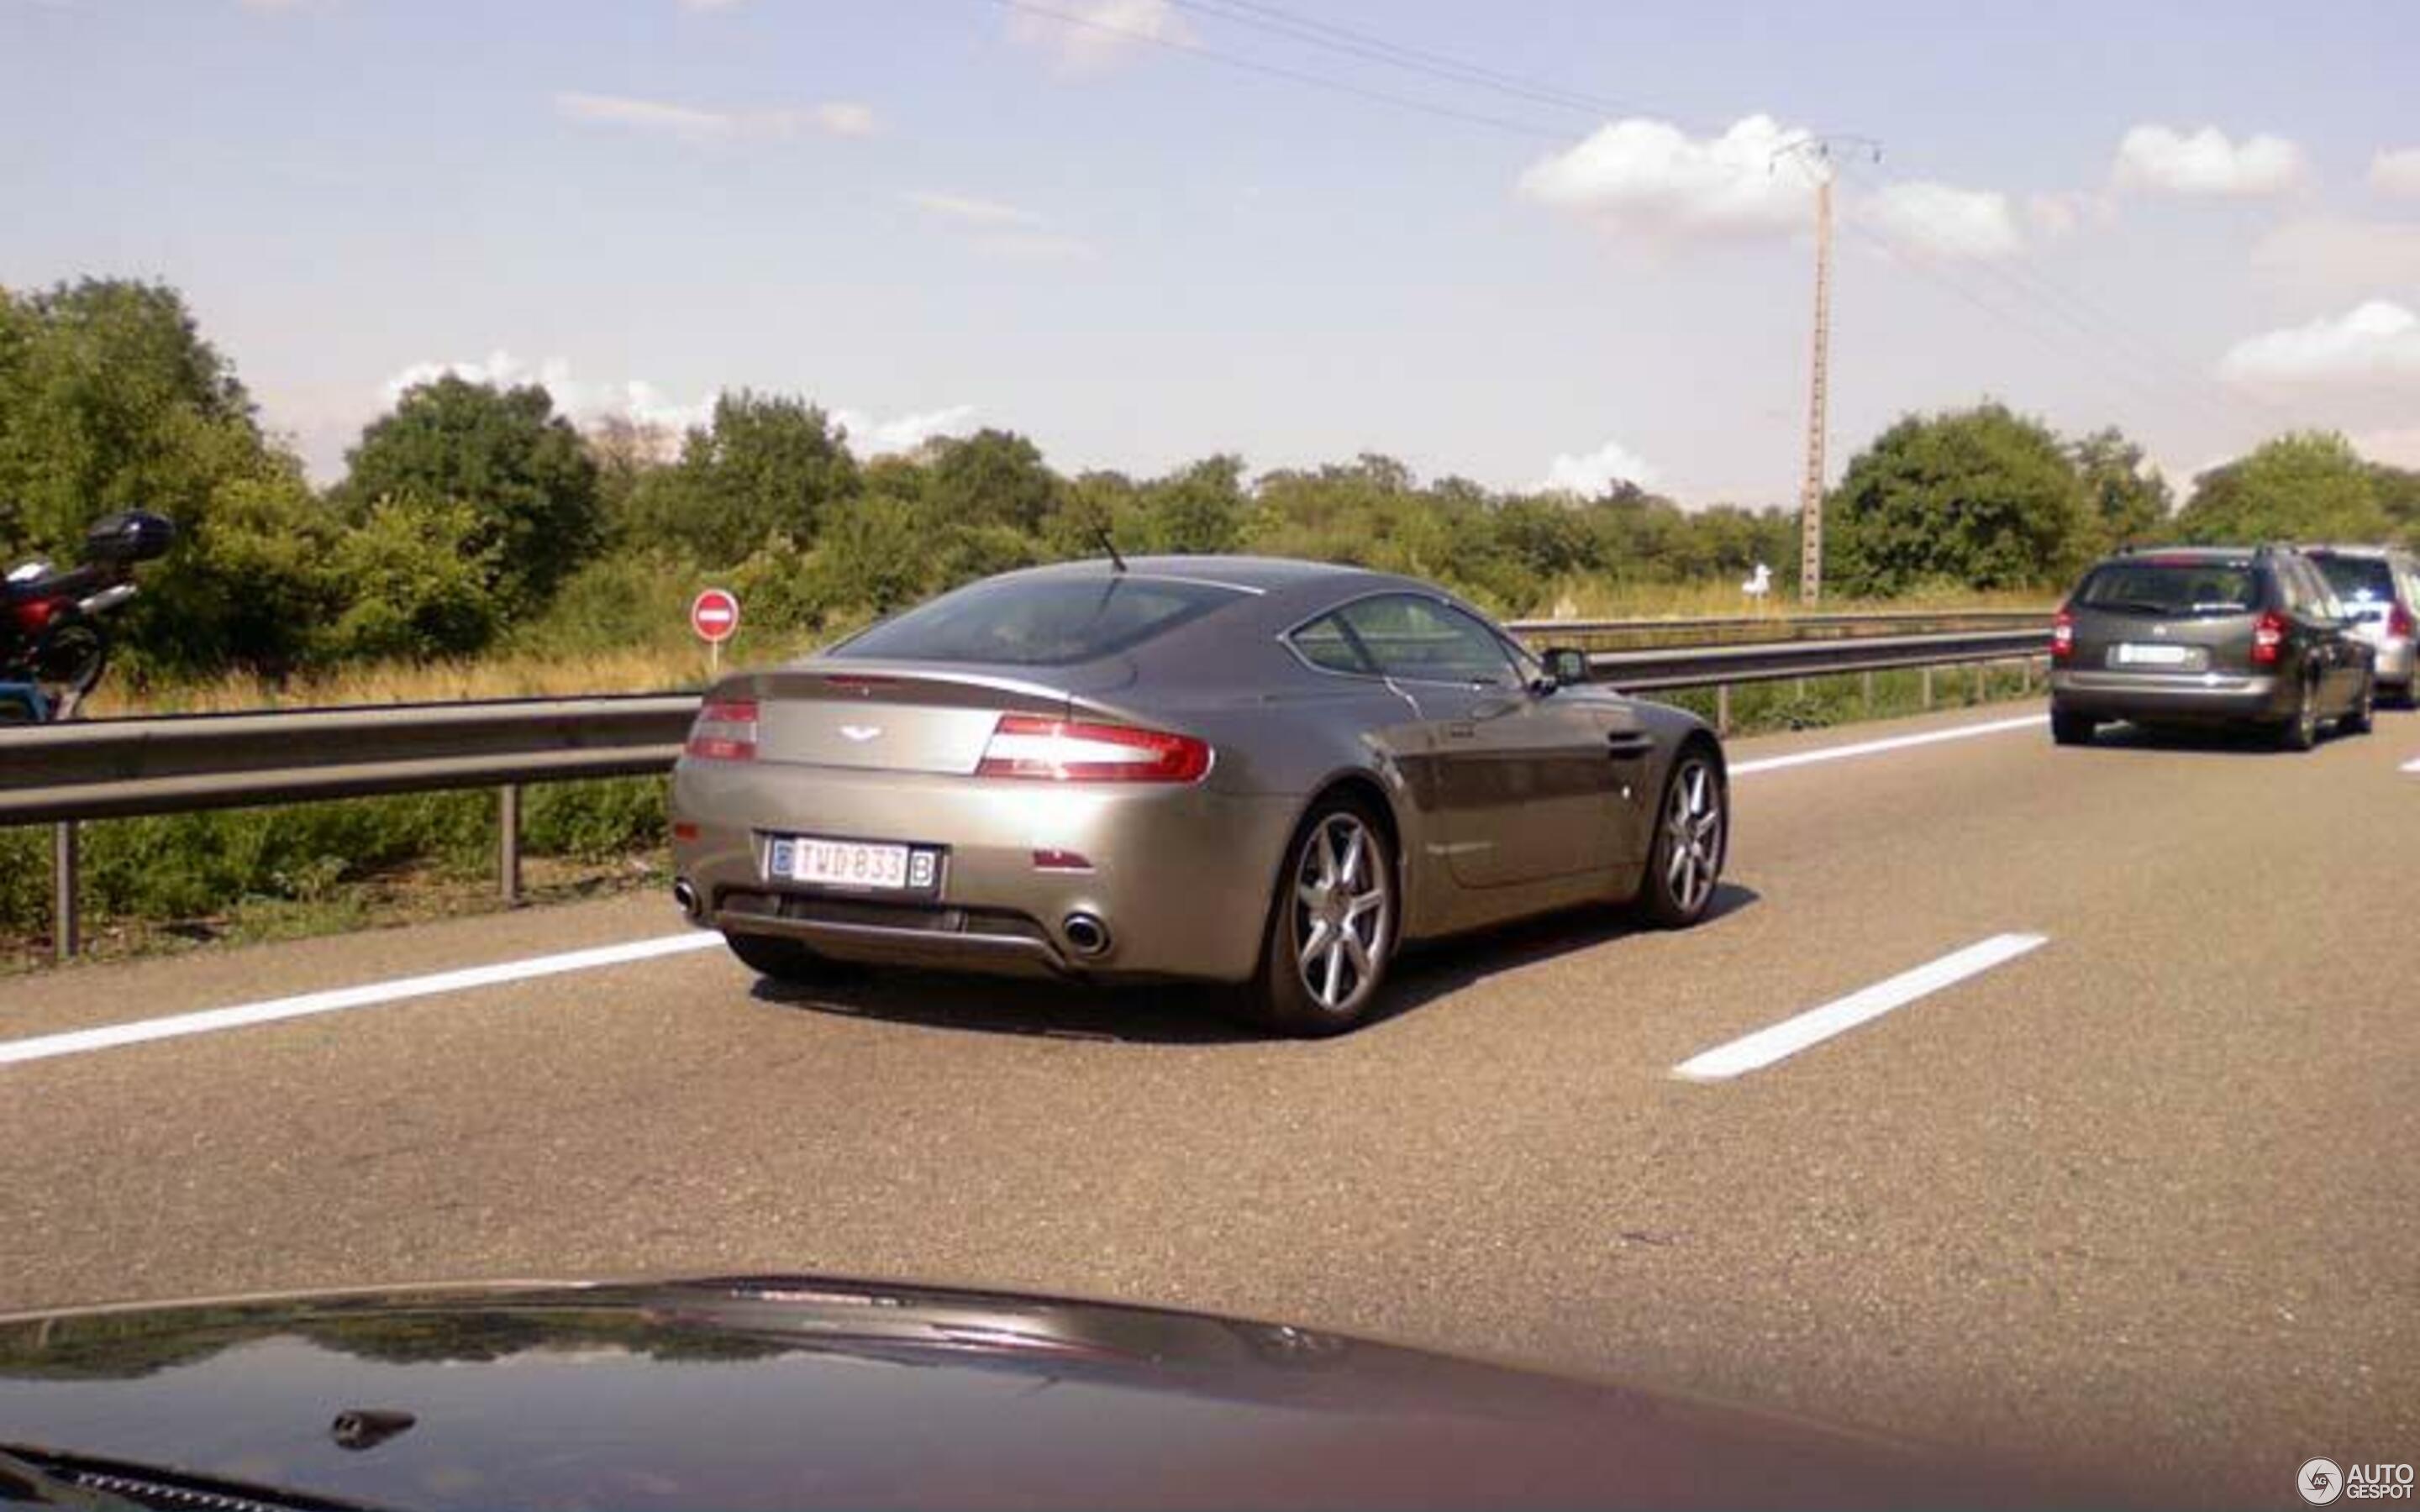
[2050,607,2074,661]
[686,697,759,761]
[11,597,56,633]
[2390,603,2416,639]
[977,716,1211,784]
[2252,611,2286,666]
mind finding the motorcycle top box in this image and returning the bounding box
[84,509,177,564]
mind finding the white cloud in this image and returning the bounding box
[1536,438,1659,496]
[2112,123,2307,198]
[1007,0,1194,75]
[832,405,980,457]
[384,353,974,461]
[553,91,876,142]
[902,190,1044,227]
[1859,180,2023,260]
[1518,114,1819,243]
[2217,301,2420,385]
[2369,146,2420,198]
[812,101,878,137]
[2250,217,2420,299]
[382,352,715,433]
[2351,424,2420,469]
[976,233,1099,261]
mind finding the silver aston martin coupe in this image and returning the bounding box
[670,556,1728,1035]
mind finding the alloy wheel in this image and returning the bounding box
[1291,812,1391,1014]
[1662,758,1724,916]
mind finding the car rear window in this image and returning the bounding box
[830,574,1248,665]
[2310,554,2396,606]
[2076,561,2261,617]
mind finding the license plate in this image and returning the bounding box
[2112,642,2196,668]
[767,836,939,891]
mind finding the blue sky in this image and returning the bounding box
[7,0,2419,502]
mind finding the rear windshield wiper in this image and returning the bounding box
[2092,599,2177,616]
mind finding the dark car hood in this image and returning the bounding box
[0,1274,2081,1509]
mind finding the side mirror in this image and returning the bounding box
[1542,647,1591,688]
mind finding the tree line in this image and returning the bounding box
[3,276,2413,684]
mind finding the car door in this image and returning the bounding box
[1335,593,1621,889]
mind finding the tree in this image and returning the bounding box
[1144,454,1245,554]
[339,375,601,610]
[2174,433,2388,545]
[2363,462,2420,546]
[1828,402,2092,595]
[618,391,856,564]
[927,429,1060,536]
[2070,426,2171,552]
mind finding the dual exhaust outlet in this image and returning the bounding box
[673,878,1113,962]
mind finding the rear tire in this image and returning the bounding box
[2049,708,2096,747]
[723,931,834,984]
[2278,675,2319,752]
[1235,797,1397,1038]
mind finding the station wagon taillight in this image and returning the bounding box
[686,697,759,761]
[2051,607,2074,662]
[2391,603,2416,639]
[2252,611,2287,666]
[976,716,1211,783]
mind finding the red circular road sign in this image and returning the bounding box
[690,588,741,645]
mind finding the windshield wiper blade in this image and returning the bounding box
[0,1443,384,1512]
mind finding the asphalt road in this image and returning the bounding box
[5,701,2416,1505]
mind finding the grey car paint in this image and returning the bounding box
[670,557,1718,989]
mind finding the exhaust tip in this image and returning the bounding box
[673,879,704,925]
[1062,911,1111,959]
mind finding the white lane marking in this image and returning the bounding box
[0,932,723,1068]
[1729,712,2045,777]
[1672,933,2047,1082]
[2402,757,2420,774]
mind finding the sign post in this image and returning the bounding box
[690,587,740,676]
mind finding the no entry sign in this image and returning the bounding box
[690,588,740,645]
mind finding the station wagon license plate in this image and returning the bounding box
[767,836,939,892]
[2112,642,2203,669]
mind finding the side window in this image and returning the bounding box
[1288,612,1376,675]
[2275,560,2317,616]
[1336,595,1519,685]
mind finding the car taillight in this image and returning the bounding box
[2252,611,2286,666]
[686,697,759,761]
[976,715,1211,783]
[2391,603,2416,639]
[2050,607,2074,662]
[11,597,56,633]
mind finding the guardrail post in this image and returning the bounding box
[52,821,79,961]
[498,784,522,905]
[1860,669,1875,713]
[2017,658,2029,695]
[1920,666,1934,709]
[1715,684,1732,734]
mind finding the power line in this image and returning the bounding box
[986,0,1574,142]
[1160,0,1678,126]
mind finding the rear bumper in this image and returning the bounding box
[669,758,1301,984]
[2364,635,2416,687]
[2049,669,2288,723]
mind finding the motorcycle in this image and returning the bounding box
[1,510,177,723]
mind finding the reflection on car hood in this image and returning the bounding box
[0,1274,2090,1509]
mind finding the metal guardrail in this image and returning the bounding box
[1502,608,2048,639]
[1,624,2049,959]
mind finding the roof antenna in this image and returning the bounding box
[1094,525,1128,574]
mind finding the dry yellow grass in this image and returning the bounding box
[90,582,2054,717]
